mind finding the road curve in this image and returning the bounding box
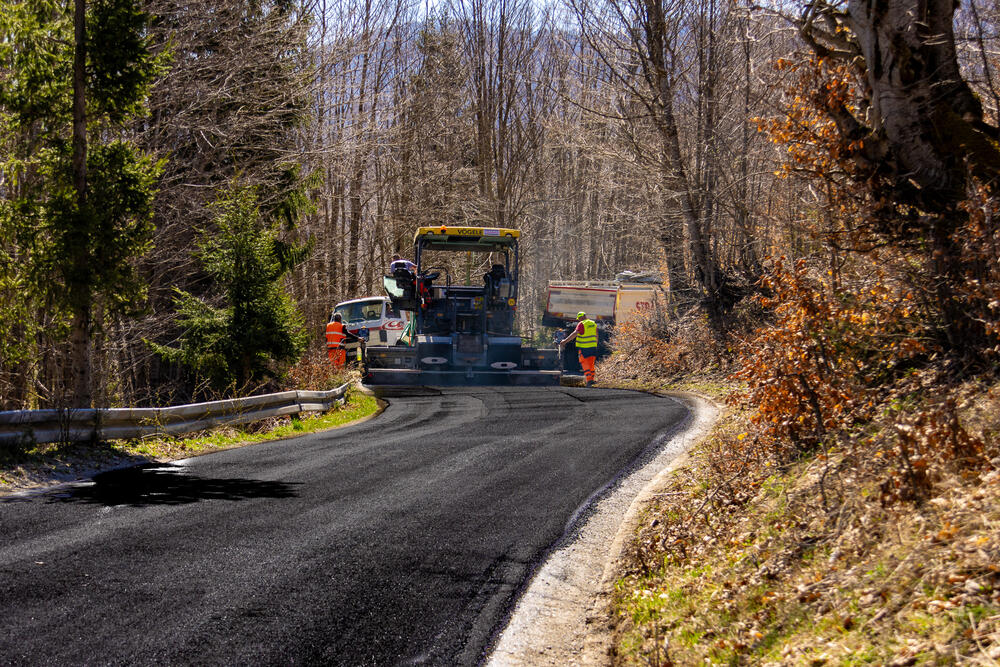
[0,386,687,665]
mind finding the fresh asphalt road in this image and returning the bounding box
[0,385,687,665]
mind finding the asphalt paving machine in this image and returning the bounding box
[362,226,561,386]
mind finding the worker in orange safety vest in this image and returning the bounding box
[325,312,360,367]
[559,311,598,386]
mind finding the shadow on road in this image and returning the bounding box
[40,463,301,507]
[364,385,444,398]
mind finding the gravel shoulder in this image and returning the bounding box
[486,391,719,666]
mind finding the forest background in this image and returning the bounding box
[5,0,1000,661]
[2,0,999,418]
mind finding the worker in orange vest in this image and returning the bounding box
[559,311,599,386]
[325,312,360,367]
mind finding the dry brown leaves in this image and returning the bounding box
[610,381,1000,665]
[602,303,724,386]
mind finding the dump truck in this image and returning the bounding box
[543,274,661,372]
[542,275,660,329]
[363,226,561,386]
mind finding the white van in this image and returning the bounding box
[333,296,411,345]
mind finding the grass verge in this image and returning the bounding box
[0,389,380,494]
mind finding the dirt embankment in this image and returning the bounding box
[605,382,1000,665]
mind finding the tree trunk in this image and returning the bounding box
[847,0,984,209]
[844,0,1000,347]
[70,0,92,409]
[643,0,721,323]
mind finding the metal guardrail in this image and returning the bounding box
[0,383,352,447]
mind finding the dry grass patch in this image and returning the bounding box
[610,382,1000,665]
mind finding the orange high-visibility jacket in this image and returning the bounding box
[325,321,346,349]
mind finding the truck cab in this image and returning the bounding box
[332,296,411,346]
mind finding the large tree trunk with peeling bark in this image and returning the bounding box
[849,0,980,347]
[802,0,1000,349]
[847,0,995,209]
[804,0,1000,211]
[854,0,1000,348]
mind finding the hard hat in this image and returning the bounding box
[577,311,586,319]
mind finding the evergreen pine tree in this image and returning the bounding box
[150,186,309,394]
